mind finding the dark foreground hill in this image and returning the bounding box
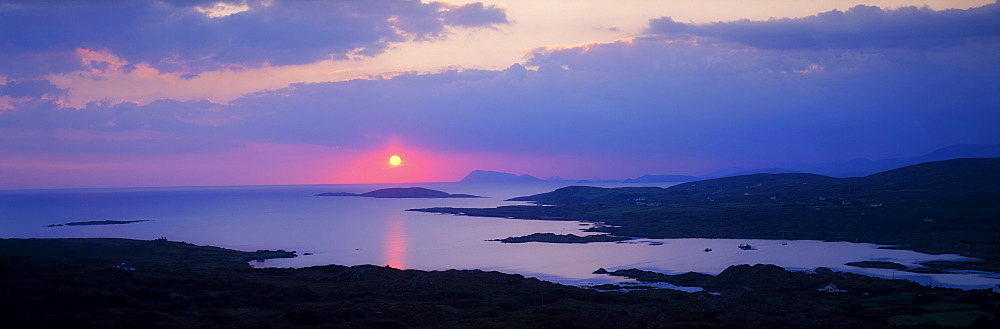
[413,158,1000,270]
[1,238,997,328]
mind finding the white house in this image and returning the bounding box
[818,283,845,292]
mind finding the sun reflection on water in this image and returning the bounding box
[384,212,407,269]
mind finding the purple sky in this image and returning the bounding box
[1,0,998,188]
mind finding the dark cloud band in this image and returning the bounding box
[646,2,1000,50]
[0,0,508,78]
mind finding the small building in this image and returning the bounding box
[818,283,845,292]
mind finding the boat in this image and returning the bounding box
[738,243,753,250]
[704,248,712,252]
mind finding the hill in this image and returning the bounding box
[507,158,1000,206]
[414,158,1000,270]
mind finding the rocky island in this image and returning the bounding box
[458,170,544,183]
[316,187,483,198]
[489,233,630,243]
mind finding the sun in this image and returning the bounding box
[388,155,402,166]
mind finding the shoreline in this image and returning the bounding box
[411,207,1000,275]
[2,237,997,327]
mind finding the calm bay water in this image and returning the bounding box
[2,182,997,289]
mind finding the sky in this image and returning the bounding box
[1,0,998,189]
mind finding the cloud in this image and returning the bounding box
[0,97,231,131]
[646,2,1000,50]
[0,79,68,98]
[0,97,237,154]
[1,2,998,178]
[440,2,508,27]
[0,0,508,78]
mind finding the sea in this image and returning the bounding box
[2,182,998,290]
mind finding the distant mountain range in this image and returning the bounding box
[458,170,544,183]
[659,143,1000,180]
[458,144,1000,183]
[509,157,1000,206]
[706,144,1000,179]
[701,168,801,179]
[788,144,1000,177]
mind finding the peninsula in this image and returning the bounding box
[316,187,482,198]
[411,158,1000,272]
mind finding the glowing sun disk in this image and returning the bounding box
[388,155,402,166]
